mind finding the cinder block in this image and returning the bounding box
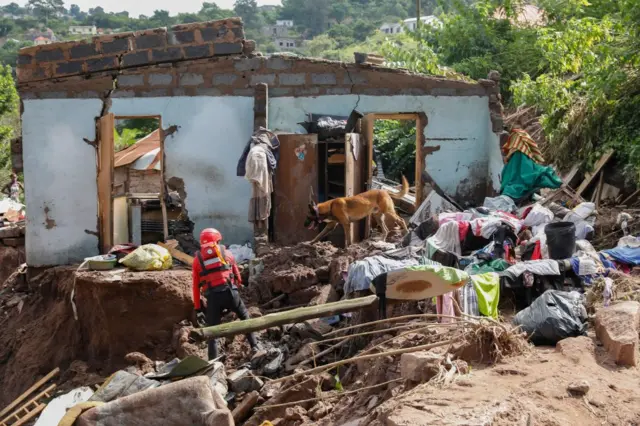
[169,30,196,45]
[122,51,150,67]
[250,74,275,85]
[148,73,173,86]
[69,42,99,59]
[213,42,243,55]
[196,88,222,96]
[183,44,212,59]
[151,47,183,62]
[179,73,204,86]
[295,87,320,96]
[138,89,170,97]
[34,48,64,62]
[101,37,130,54]
[17,54,33,66]
[86,56,118,72]
[55,61,84,76]
[343,73,367,85]
[134,33,166,50]
[278,73,305,86]
[234,57,262,71]
[233,88,254,96]
[267,57,292,70]
[118,74,144,87]
[326,87,351,95]
[212,74,237,85]
[269,88,292,96]
[311,73,337,85]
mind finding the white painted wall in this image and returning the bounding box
[110,96,255,246]
[22,99,102,266]
[269,95,497,202]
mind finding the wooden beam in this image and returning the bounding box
[0,368,59,420]
[157,241,193,266]
[97,113,115,254]
[232,391,259,424]
[2,383,57,426]
[575,149,614,197]
[190,295,379,341]
[159,121,169,242]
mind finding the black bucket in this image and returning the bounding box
[545,222,576,260]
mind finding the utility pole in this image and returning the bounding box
[416,0,421,30]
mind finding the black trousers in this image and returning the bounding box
[205,286,258,360]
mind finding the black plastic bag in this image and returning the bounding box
[512,290,587,345]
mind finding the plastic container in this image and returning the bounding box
[544,222,576,260]
[85,254,117,271]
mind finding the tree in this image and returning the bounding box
[2,2,25,16]
[234,0,260,29]
[0,18,15,38]
[149,10,174,27]
[199,2,234,21]
[0,65,19,185]
[88,6,105,16]
[69,4,81,18]
[28,0,65,24]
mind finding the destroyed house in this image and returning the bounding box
[14,18,505,267]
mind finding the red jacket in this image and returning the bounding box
[192,245,242,310]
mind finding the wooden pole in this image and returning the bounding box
[190,295,378,341]
[416,0,421,30]
[232,391,259,423]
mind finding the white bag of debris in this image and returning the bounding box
[34,387,94,426]
[523,204,554,227]
[228,243,255,263]
[483,195,516,213]
[344,255,419,294]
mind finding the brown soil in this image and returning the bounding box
[0,245,25,286]
[0,267,195,407]
[308,333,640,426]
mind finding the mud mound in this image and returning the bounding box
[0,245,25,286]
[0,268,195,407]
[74,269,193,370]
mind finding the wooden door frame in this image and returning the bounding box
[363,113,426,207]
[97,114,166,254]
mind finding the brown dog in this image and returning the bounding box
[306,176,410,246]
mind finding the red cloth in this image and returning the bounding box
[457,221,470,242]
[532,240,542,260]
[192,245,242,310]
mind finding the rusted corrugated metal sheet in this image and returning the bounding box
[114,129,160,168]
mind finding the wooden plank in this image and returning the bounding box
[2,384,56,426]
[345,133,365,244]
[0,368,59,420]
[370,114,419,121]
[97,113,115,254]
[622,189,640,206]
[595,172,605,208]
[191,295,379,341]
[159,123,169,241]
[575,149,615,197]
[273,134,319,245]
[157,241,193,266]
[232,391,259,423]
[415,114,425,209]
[362,115,375,239]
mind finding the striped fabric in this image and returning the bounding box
[503,128,545,164]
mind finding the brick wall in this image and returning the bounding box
[129,169,161,194]
[16,18,247,84]
[19,55,493,99]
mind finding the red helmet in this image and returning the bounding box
[200,228,222,246]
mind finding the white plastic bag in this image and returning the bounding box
[523,204,554,227]
[228,244,255,263]
[120,244,172,271]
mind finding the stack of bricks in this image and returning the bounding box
[16,18,247,84]
[0,225,25,248]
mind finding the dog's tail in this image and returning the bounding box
[389,175,410,200]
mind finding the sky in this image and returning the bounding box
[11,0,281,18]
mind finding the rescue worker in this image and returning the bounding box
[192,228,258,360]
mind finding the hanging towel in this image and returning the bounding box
[245,144,272,222]
[470,272,500,318]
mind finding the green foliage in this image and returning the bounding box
[28,0,65,24]
[374,120,416,185]
[0,65,19,187]
[114,118,159,152]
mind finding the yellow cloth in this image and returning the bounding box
[57,402,104,426]
[503,128,545,164]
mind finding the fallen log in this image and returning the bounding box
[190,295,378,341]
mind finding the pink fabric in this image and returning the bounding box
[436,292,456,323]
[457,221,470,242]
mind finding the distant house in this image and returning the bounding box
[379,16,441,34]
[276,20,294,28]
[275,36,299,50]
[69,25,97,36]
[34,36,52,46]
[263,24,290,37]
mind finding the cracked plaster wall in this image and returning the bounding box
[269,94,498,205]
[22,99,102,266]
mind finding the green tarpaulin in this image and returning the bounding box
[500,151,562,200]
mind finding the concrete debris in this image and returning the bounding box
[251,347,285,376]
[567,380,590,396]
[206,362,228,399]
[595,301,640,366]
[309,401,333,420]
[556,336,596,364]
[400,351,443,383]
[227,368,264,393]
[124,352,155,375]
